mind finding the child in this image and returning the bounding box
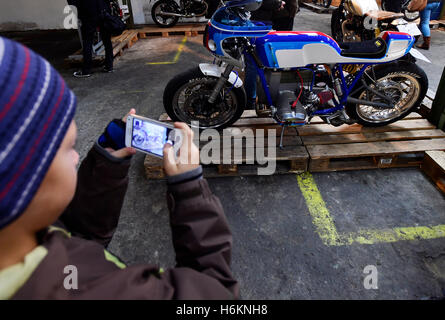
[0,37,238,299]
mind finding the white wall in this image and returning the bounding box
[0,0,68,31]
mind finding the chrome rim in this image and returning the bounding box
[154,4,176,26]
[172,78,239,129]
[404,10,419,21]
[356,72,421,123]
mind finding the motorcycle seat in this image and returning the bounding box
[339,37,387,59]
[365,10,404,21]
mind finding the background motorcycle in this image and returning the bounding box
[163,0,428,141]
[151,0,224,27]
[331,0,420,43]
[312,0,332,8]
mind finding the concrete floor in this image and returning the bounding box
[2,8,445,299]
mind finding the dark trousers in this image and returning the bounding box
[272,17,294,31]
[81,21,113,73]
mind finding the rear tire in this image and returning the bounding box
[346,62,428,127]
[163,67,246,129]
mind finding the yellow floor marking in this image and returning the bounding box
[297,172,445,246]
[147,36,187,65]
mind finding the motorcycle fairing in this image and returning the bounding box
[254,31,414,68]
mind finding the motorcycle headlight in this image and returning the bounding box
[208,39,217,52]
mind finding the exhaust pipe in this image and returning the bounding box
[346,97,392,109]
[159,11,185,17]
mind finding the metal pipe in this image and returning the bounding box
[346,97,392,108]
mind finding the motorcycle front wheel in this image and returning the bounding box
[163,67,247,129]
[151,0,180,28]
[347,62,428,127]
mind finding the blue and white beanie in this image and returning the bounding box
[0,37,77,229]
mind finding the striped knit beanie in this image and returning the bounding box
[0,37,77,229]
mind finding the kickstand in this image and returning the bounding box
[279,126,286,149]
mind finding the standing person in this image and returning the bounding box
[272,0,298,31]
[72,0,114,78]
[0,37,239,299]
[245,0,286,109]
[417,0,442,50]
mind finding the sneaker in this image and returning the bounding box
[73,70,92,78]
[103,67,114,73]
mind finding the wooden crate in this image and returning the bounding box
[421,151,445,194]
[138,24,205,39]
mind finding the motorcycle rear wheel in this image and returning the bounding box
[347,62,428,127]
[163,67,247,129]
[151,0,180,28]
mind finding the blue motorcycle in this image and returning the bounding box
[163,0,428,134]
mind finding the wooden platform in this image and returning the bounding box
[66,24,206,64]
[300,1,337,14]
[421,151,445,194]
[66,29,140,63]
[144,93,445,179]
[145,110,309,179]
[137,23,206,38]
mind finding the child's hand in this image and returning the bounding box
[163,122,200,176]
[103,109,137,159]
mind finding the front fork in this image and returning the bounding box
[208,64,234,104]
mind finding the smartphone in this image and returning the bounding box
[125,115,182,158]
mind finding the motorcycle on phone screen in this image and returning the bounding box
[163,0,428,147]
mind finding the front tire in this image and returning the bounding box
[151,0,180,28]
[347,62,428,127]
[163,67,247,129]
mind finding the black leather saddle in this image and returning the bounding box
[339,38,387,59]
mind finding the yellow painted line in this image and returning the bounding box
[296,172,340,246]
[339,225,445,245]
[147,36,187,65]
[297,172,445,246]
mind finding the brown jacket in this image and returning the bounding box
[7,145,238,299]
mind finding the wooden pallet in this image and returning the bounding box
[144,93,445,178]
[421,151,445,194]
[66,29,140,63]
[145,110,308,179]
[300,1,336,14]
[138,23,205,39]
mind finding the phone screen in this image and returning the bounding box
[131,118,173,157]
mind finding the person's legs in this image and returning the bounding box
[419,5,432,37]
[100,25,114,72]
[417,2,440,50]
[81,22,96,74]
